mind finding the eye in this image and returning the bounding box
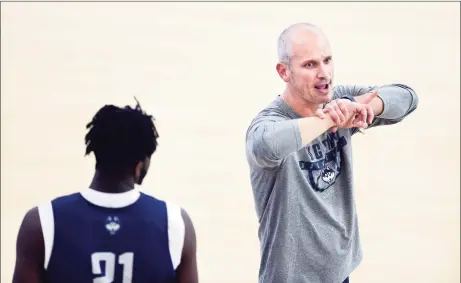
[324,57,332,64]
[304,61,316,68]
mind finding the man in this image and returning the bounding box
[12,100,199,283]
[245,23,418,283]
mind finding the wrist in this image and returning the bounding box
[371,95,384,116]
[322,114,336,129]
[340,94,356,103]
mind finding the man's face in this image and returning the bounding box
[278,29,334,105]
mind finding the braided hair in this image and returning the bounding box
[85,98,159,175]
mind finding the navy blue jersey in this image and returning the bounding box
[38,188,185,283]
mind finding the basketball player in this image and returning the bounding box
[12,101,198,283]
[245,23,418,283]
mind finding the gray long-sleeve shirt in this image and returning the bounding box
[245,84,418,283]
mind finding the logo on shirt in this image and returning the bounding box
[299,132,348,192]
[105,216,121,235]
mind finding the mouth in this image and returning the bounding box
[314,83,330,94]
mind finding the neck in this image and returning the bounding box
[89,170,135,193]
[281,87,323,118]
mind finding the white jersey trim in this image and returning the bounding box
[166,201,185,270]
[38,201,54,270]
[81,188,141,208]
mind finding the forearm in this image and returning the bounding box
[355,93,384,116]
[247,117,334,167]
[357,84,418,120]
[299,116,336,145]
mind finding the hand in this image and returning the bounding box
[316,90,378,132]
[321,99,350,127]
[315,99,360,133]
[345,90,378,131]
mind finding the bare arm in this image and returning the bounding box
[12,207,45,283]
[175,209,198,283]
[298,116,336,145]
[246,114,336,168]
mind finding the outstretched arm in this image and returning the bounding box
[12,207,45,283]
[175,209,198,283]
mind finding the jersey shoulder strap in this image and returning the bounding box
[37,200,54,270]
[142,193,186,270]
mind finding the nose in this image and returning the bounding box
[317,64,330,81]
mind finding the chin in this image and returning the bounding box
[319,94,332,104]
[309,89,332,104]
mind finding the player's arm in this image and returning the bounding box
[334,84,419,130]
[12,207,45,283]
[175,209,198,283]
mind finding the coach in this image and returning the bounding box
[245,23,418,283]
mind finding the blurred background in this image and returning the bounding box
[1,2,459,282]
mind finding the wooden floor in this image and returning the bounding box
[1,2,459,282]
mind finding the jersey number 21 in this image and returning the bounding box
[91,252,134,283]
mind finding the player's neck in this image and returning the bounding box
[89,171,135,193]
[282,89,321,118]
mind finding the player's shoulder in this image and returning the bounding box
[140,191,187,218]
[18,201,51,243]
[20,206,41,228]
[47,192,83,207]
[21,193,80,221]
[30,194,74,222]
[139,191,193,232]
[22,193,85,232]
[141,192,190,268]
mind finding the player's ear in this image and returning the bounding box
[134,157,150,184]
[134,161,144,181]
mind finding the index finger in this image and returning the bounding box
[362,90,379,104]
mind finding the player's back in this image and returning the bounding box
[38,188,184,283]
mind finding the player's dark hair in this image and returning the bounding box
[84,98,159,175]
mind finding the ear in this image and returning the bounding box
[134,161,144,181]
[276,63,290,82]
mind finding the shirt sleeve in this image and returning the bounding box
[333,84,419,135]
[245,111,303,169]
